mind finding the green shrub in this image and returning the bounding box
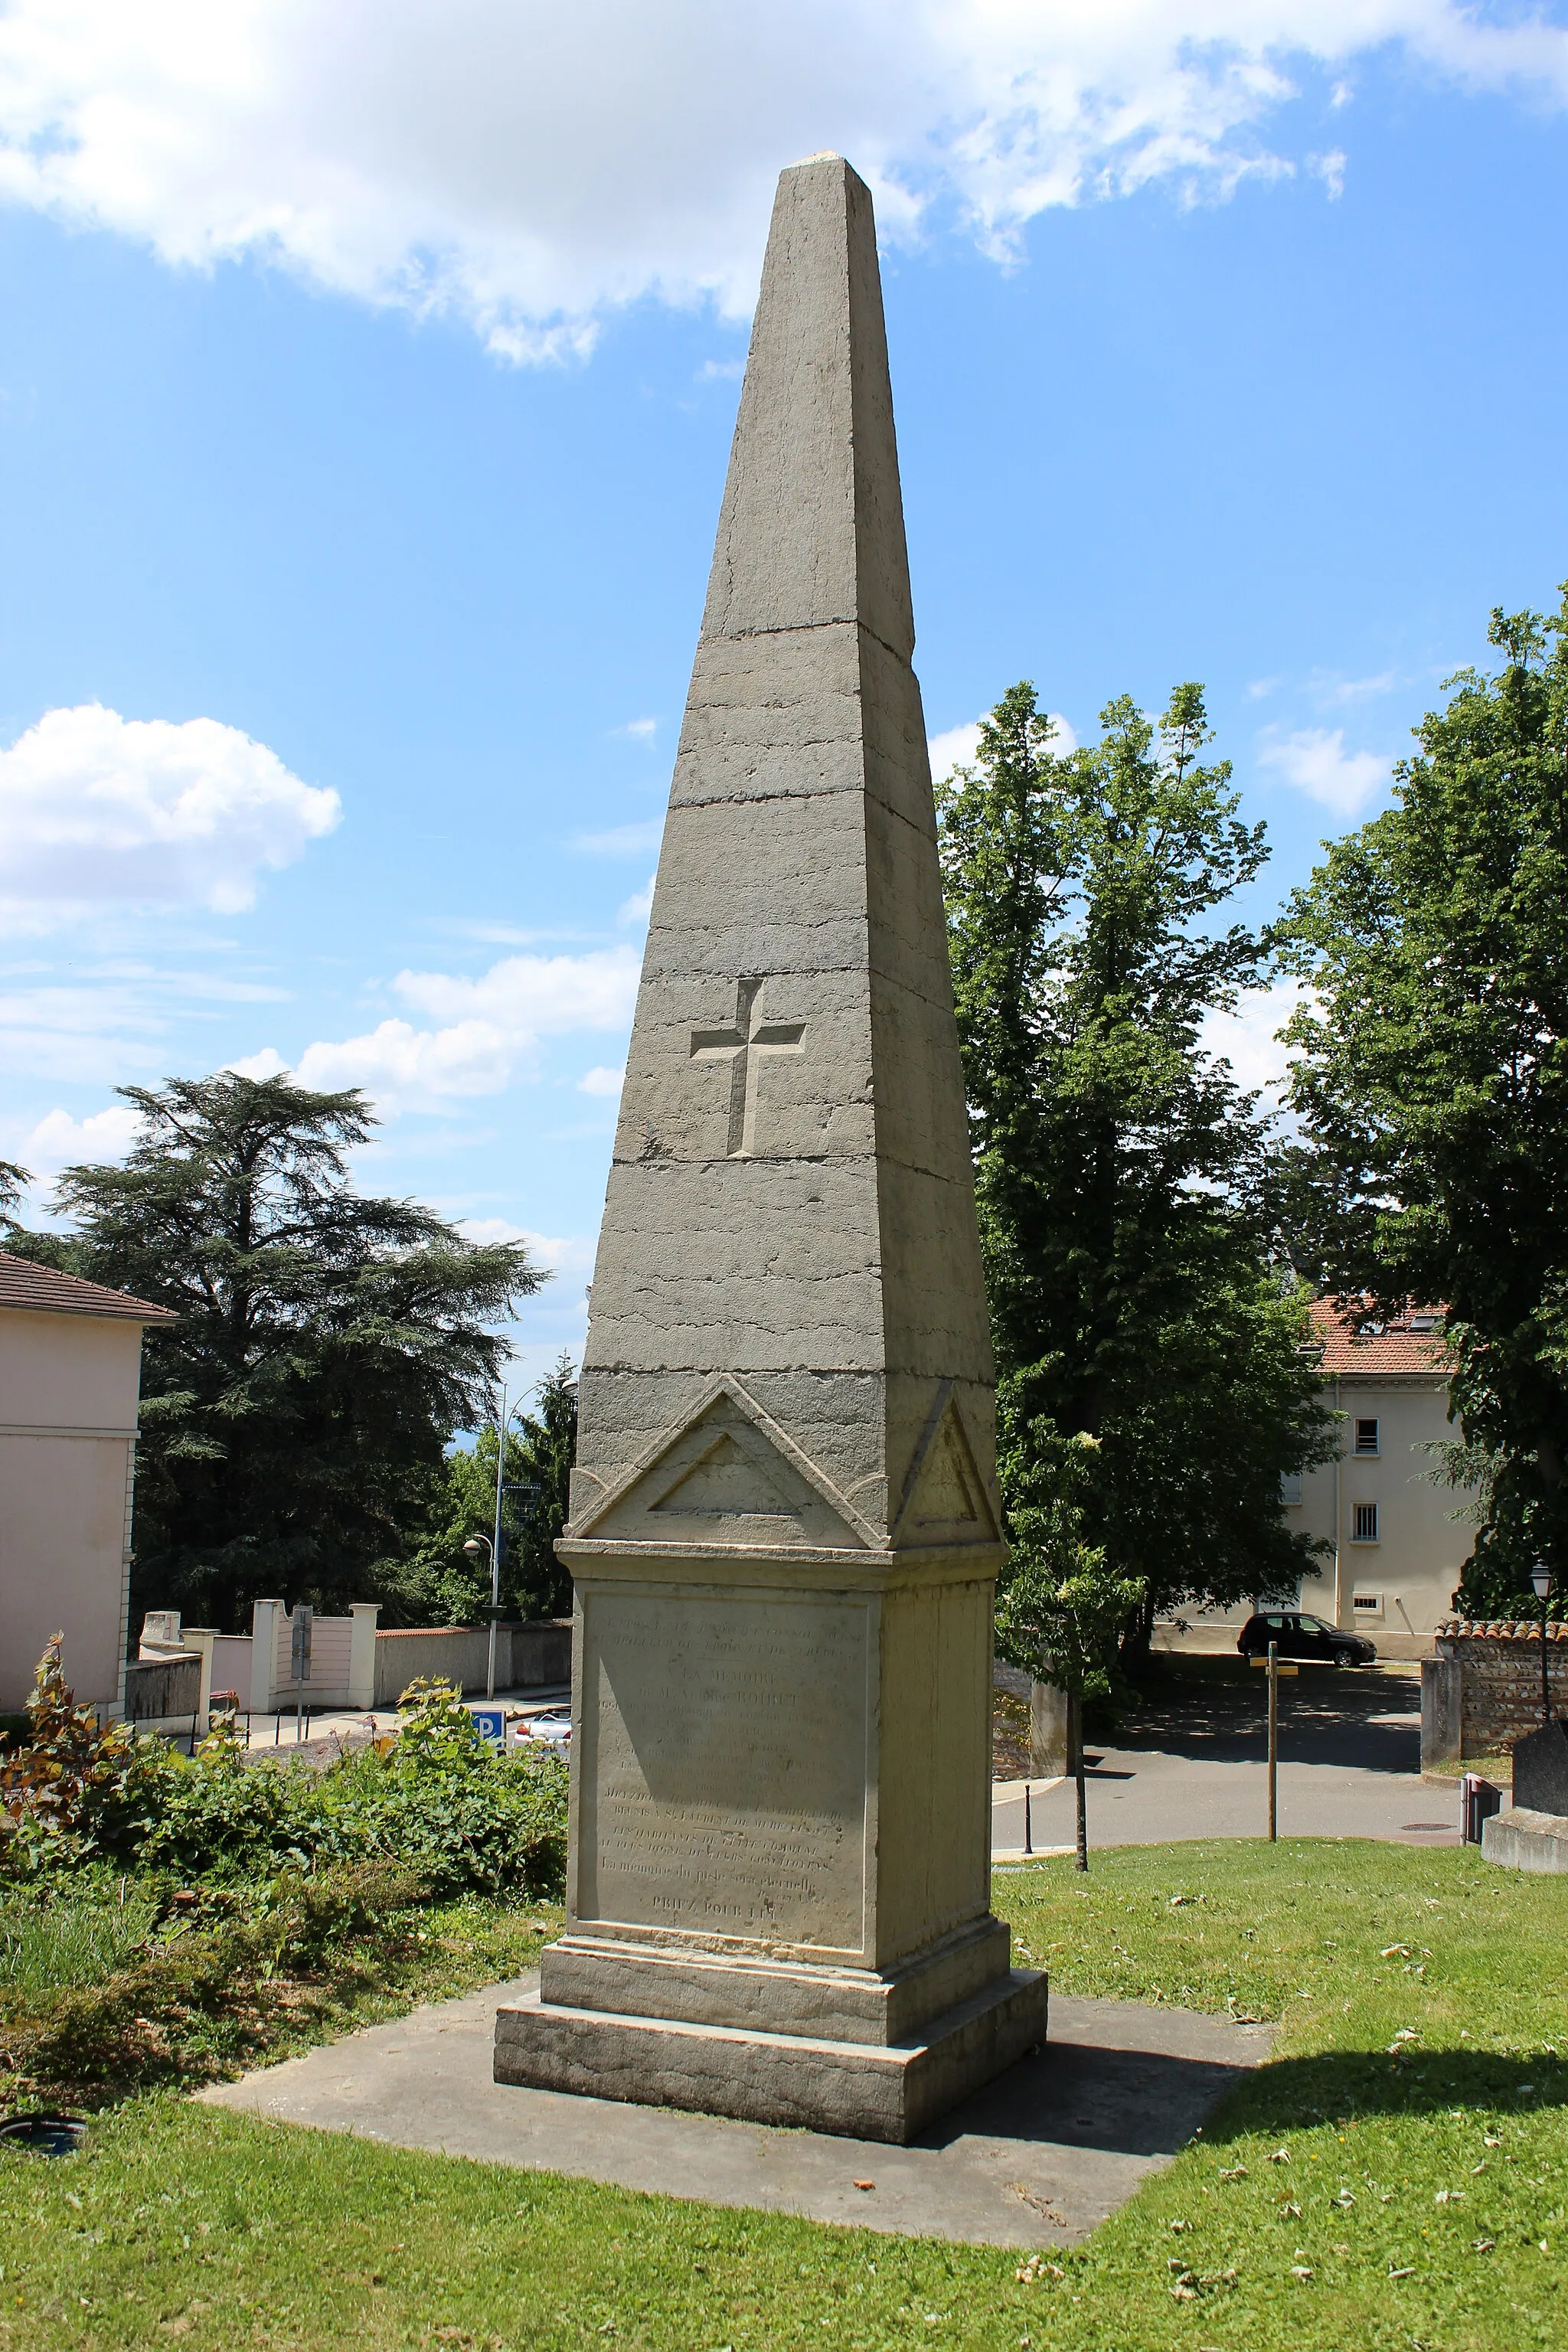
[1,1658,568,1902]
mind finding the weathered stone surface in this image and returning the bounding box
[499,152,1020,2143]
[1426,1628,1568,1759]
[495,1970,1050,2147]
[1482,1803,1568,1873]
[569,152,995,1530]
[1511,1717,1568,1814]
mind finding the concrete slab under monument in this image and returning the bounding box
[207,1975,1272,2247]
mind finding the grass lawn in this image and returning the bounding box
[4,1841,1566,2350]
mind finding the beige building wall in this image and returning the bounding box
[0,1307,147,1711]
[1165,1366,1477,1662]
[1294,1371,1475,1657]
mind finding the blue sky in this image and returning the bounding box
[2,5,1566,1396]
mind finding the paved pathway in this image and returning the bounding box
[992,1664,1461,1856]
[203,1973,1270,2248]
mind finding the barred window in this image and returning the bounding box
[1352,1502,1379,1543]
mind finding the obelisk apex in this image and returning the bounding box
[700,155,913,660]
[495,157,1045,2147]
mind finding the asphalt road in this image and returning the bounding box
[992,1663,1462,1854]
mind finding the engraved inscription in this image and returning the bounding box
[583,1591,867,1949]
[690,978,806,1157]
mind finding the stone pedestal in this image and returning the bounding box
[493,152,1041,2142]
[496,1542,1047,2140]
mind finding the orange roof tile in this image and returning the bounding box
[1307,1296,1449,1375]
[0,1248,176,1324]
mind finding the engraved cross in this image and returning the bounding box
[690,978,806,1158]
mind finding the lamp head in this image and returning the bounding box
[1530,1563,1554,1602]
[462,1537,485,1559]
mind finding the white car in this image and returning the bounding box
[516,1710,572,1751]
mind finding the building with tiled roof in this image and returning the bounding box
[1165,1296,1477,1663]
[0,1249,175,1325]
[1305,1296,1451,1377]
[0,1248,175,1712]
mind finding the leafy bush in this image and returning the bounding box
[1,1654,567,1900]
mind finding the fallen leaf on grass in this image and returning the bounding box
[852,2179,875,2191]
[1290,2265,1313,2282]
[1472,2239,1496,2254]
[1266,2148,1291,2163]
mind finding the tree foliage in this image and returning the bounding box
[4,1073,543,1632]
[1283,591,1568,1611]
[390,1356,578,1625]
[939,681,1331,1654]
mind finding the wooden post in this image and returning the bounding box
[1072,1693,1088,1873]
[1267,1639,1279,1842]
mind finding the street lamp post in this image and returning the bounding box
[462,1534,499,1700]
[1530,1563,1555,1725]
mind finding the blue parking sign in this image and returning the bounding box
[469,1705,505,1745]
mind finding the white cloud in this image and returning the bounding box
[1201,977,1306,1102]
[618,873,656,928]
[0,958,288,1083]
[577,1064,624,1097]
[0,704,340,930]
[282,944,640,1112]
[1312,668,1398,706]
[460,1218,596,1277]
[0,5,1561,357]
[928,710,1076,782]
[612,717,658,740]
[1258,725,1393,816]
[568,818,665,856]
[225,1047,289,1080]
[18,1102,143,1172]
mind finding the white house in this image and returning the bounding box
[1165,1301,1477,1661]
[0,1250,175,1712]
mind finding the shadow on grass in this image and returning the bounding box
[1207,2045,1568,2138]
[920,2041,1566,2161]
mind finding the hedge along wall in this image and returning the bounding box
[1423,1622,1568,1762]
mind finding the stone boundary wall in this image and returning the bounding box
[1421,1621,1568,1764]
[123,1651,200,1723]
[371,1620,571,1708]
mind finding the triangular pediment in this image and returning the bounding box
[892,1383,1001,1546]
[650,1430,799,1520]
[574,1377,877,1551]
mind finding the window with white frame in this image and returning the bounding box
[1352,1501,1379,1543]
[1351,1591,1383,1619]
[1354,1417,1380,1455]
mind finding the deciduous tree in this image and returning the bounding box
[1283,592,1568,1610]
[940,681,1331,1660]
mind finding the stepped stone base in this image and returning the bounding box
[494,1968,1050,2145]
[1482,1804,1568,1873]
[539,1919,1011,2047]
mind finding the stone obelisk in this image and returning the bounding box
[494,152,1047,2143]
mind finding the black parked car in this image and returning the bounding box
[1236,1610,1377,1667]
